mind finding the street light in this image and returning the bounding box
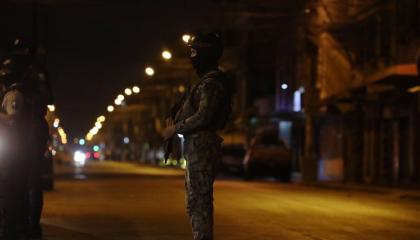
[47,105,55,112]
[178,85,186,93]
[114,98,122,106]
[53,118,60,128]
[97,116,106,123]
[162,50,172,60]
[125,88,132,96]
[90,127,99,135]
[281,84,288,90]
[182,34,191,44]
[117,94,125,101]
[145,67,155,76]
[95,122,102,129]
[132,86,140,93]
[107,105,114,112]
[86,133,94,141]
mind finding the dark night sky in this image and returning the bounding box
[0,0,220,139]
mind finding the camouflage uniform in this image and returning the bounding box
[0,87,31,240]
[175,70,228,240]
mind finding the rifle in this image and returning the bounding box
[164,91,188,163]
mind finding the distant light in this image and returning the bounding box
[178,85,186,93]
[93,145,100,152]
[117,94,125,101]
[125,88,132,96]
[97,116,106,123]
[132,86,140,93]
[408,85,420,93]
[51,149,57,156]
[123,137,130,144]
[85,152,91,159]
[107,105,114,112]
[74,151,86,165]
[79,139,86,146]
[114,98,123,106]
[305,8,311,14]
[93,152,100,159]
[293,90,302,112]
[162,50,172,60]
[47,105,55,112]
[3,59,11,65]
[86,133,94,141]
[177,134,184,139]
[180,158,187,169]
[281,84,288,90]
[90,127,99,135]
[53,118,60,128]
[95,122,102,129]
[145,67,155,76]
[182,34,191,44]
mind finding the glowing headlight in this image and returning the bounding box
[74,151,86,166]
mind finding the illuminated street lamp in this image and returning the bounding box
[47,105,55,112]
[86,133,94,141]
[117,94,125,101]
[178,85,186,93]
[182,34,191,44]
[145,67,155,76]
[95,122,103,129]
[90,127,99,135]
[97,116,106,123]
[107,105,114,112]
[114,98,122,106]
[125,88,132,96]
[162,50,172,60]
[53,118,60,128]
[132,86,140,93]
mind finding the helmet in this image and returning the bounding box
[188,32,223,70]
[0,37,33,88]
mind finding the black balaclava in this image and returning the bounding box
[188,32,223,77]
[0,37,33,88]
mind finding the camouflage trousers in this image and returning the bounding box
[184,132,222,240]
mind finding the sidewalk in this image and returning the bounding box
[304,182,420,201]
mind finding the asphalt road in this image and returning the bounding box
[42,161,420,240]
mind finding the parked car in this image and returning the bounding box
[243,135,292,182]
[54,147,73,165]
[220,144,246,174]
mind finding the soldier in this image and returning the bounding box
[0,37,53,240]
[162,32,233,240]
[11,37,53,239]
[0,46,33,240]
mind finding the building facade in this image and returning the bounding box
[300,0,420,185]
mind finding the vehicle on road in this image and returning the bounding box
[220,144,246,174]
[243,134,292,182]
[54,147,73,165]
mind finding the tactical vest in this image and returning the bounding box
[189,70,232,131]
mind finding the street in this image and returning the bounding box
[42,161,420,240]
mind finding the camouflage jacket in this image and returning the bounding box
[174,69,228,135]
